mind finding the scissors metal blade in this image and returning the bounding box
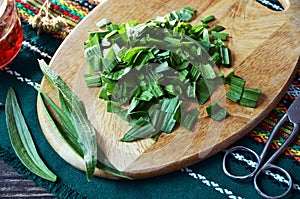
[287,96,300,123]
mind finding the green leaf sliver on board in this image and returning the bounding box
[5,87,57,182]
[225,72,262,108]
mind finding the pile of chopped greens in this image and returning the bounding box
[84,7,261,142]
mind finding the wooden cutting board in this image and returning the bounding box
[37,0,300,179]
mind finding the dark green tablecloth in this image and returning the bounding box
[1,1,299,198]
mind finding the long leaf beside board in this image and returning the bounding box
[38,59,97,181]
[38,59,130,180]
[37,91,131,179]
[5,87,57,182]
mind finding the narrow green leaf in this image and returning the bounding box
[38,59,97,181]
[35,87,79,143]
[5,87,57,182]
[38,91,130,179]
[38,92,84,157]
[96,161,132,180]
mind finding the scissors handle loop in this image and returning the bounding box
[222,146,260,180]
[254,164,293,199]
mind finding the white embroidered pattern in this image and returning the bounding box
[4,67,40,87]
[22,40,53,59]
[287,84,300,98]
[230,152,300,191]
[4,40,54,87]
[182,167,244,199]
[256,0,284,11]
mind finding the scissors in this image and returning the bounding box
[223,96,300,199]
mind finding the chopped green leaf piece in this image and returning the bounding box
[206,100,228,121]
[231,76,245,88]
[84,74,102,87]
[190,66,201,81]
[224,71,235,85]
[186,82,196,98]
[240,88,262,108]
[209,51,221,64]
[196,78,214,104]
[181,108,199,130]
[155,61,170,73]
[210,25,225,32]
[102,47,118,73]
[120,118,157,142]
[226,85,243,103]
[201,15,215,23]
[96,18,111,28]
[202,29,210,43]
[151,132,162,141]
[226,76,245,102]
[137,91,154,101]
[200,64,216,79]
[211,31,229,41]
[220,46,231,66]
[179,69,189,81]
[84,44,102,73]
[107,100,122,113]
[160,112,177,133]
[161,97,181,114]
[165,85,176,96]
[99,84,110,100]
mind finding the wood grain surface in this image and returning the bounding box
[37,0,300,179]
[0,161,56,198]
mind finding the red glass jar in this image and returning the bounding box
[0,0,23,69]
